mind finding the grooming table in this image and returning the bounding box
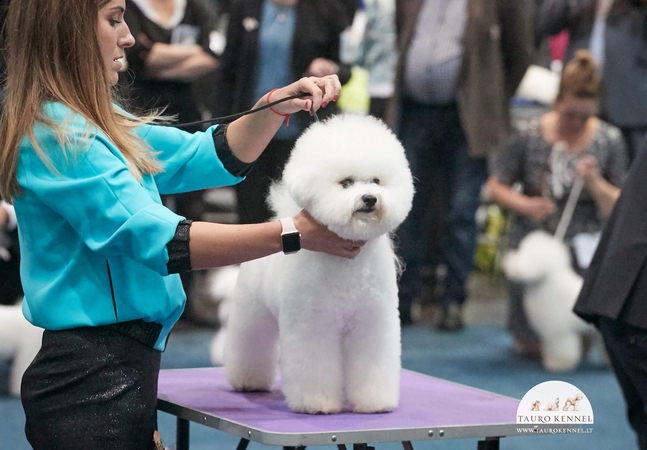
[158,368,540,450]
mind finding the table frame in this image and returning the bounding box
[161,412,504,450]
[157,369,580,450]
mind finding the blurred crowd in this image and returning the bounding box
[1,0,647,356]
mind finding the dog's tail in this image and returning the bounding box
[267,180,302,220]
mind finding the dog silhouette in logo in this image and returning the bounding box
[530,400,541,411]
[562,393,583,411]
[544,397,560,411]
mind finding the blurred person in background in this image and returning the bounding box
[387,0,533,330]
[537,0,647,163]
[0,0,7,84]
[123,0,219,131]
[0,199,21,305]
[123,0,221,315]
[574,136,647,450]
[0,1,20,306]
[488,51,627,358]
[351,0,397,121]
[212,0,352,225]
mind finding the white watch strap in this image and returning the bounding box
[279,217,298,234]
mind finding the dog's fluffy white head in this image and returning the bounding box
[503,230,572,283]
[269,115,414,241]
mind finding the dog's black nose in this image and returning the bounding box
[362,195,377,208]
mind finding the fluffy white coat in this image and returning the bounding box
[0,303,43,396]
[503,230,597,371]
[224,115,414,414]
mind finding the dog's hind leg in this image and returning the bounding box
[224,290,279,392]
[279,318,344,414]
[343,311,401,413]
[541,333,582,372]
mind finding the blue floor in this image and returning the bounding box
[0,324,637,450]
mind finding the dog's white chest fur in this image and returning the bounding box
[253,236,397,318]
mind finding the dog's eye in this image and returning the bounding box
[340,178,354,188]
[372,178,380,185]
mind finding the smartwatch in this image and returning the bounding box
[279,217,301,255]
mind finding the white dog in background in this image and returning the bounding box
[224,115,414,414]
[0,303,43,396]
[503,230,598,372]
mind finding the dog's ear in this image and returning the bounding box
[267,180,302,217]
[282,164,317,210]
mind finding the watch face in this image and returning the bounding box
[282,232,301,254]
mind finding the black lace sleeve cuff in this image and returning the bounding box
[166,220,193,274]
[213,124,255,177]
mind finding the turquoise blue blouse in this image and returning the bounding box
[14,103,244,350]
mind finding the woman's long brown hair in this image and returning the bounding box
[0,0,162,201]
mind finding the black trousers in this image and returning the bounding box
[396,99,487,313]
[21,322,162,450]
[599,317,647,450]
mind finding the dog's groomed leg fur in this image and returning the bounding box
[541,333,582,372]
[343,311,401,413]
[279,318,344,414]
[224,291,279,392]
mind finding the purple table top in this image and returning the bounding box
[158,368,522,445]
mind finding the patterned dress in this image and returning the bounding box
[492,117,628,252]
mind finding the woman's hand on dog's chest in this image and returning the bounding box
[293,210,365,259]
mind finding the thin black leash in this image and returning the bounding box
[168,92,312,129]
[311,103,320,122]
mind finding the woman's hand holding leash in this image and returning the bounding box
[576,155,601,185]
[269,75,341,117]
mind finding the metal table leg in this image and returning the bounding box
[176,417,190,450]
[236,438,250,450]
[401,441,414,450]
[477,437,500,450]
[353,444,374,450]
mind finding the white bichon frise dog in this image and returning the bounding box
[0,303,43,396]
[224,115,414,414]
[503,230,598,372]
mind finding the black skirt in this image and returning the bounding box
[21,321,163,450]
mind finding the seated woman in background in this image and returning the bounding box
[487,50,627,359]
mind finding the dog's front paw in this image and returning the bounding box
[351,398,398,414]
[232,384,272,392]
[542,357,579,372]
[230,379,273,392]
[287,394,343,414]
[226,365,276,392]
[347,381,400,413]
[228,374,273,392]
